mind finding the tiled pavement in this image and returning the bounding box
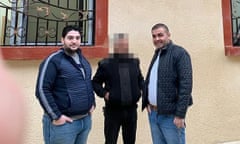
[220,141,240,144]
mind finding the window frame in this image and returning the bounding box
[0,0,108,59]
[222,0,240,56]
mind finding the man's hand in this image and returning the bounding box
[52,115,73,126]
[147,104,151,113]
[89,105,95,115]
[174,116,185,128]
[104,92,109,101]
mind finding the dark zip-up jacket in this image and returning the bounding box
[92,54,144,109]
[35,48,95,120]
[142,42,193,118]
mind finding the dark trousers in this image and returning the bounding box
[103,107,137,144]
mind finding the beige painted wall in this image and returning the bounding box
[2,0,240,143]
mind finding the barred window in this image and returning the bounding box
[1,0,94,46]
[222,0,240,56]
[0,0,108,59]
[231,0,240,46]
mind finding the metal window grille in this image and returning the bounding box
[0,0,95,46]
[231,0,240,45]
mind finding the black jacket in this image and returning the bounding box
[92,54,144,109]
[142,42,193,118]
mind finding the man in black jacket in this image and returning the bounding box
[92,33,144,144]
[142,23,193,144]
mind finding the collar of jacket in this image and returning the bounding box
[108,53,134,59]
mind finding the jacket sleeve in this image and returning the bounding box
[141,80,149,111]
[136,59,144,91]
[92,61,108,98]
[35,59,61,121]
[175,50,193,118]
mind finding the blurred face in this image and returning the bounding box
[61,30,81,54]
[152,27,170,49]
[113,38,129,54]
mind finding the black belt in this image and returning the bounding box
[70,114,88,120]
[149,104,158,111]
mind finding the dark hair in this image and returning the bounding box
[151,23,169,32]
[62,25,81,38]
[114,33,128,39]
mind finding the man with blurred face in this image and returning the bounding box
[92,33,144,144]
[142,23,193,144]
[36,25,95,144]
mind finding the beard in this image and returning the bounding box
[155,40,169,49]
[64,47,78,55]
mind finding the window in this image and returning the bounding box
[222,0,240,56]
[0,0,108,59]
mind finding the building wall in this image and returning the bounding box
[3,0,240,143]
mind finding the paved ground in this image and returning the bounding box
[220,141,240,144]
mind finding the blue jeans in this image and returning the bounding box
[148,111,185,144]
[42,114,91,144]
